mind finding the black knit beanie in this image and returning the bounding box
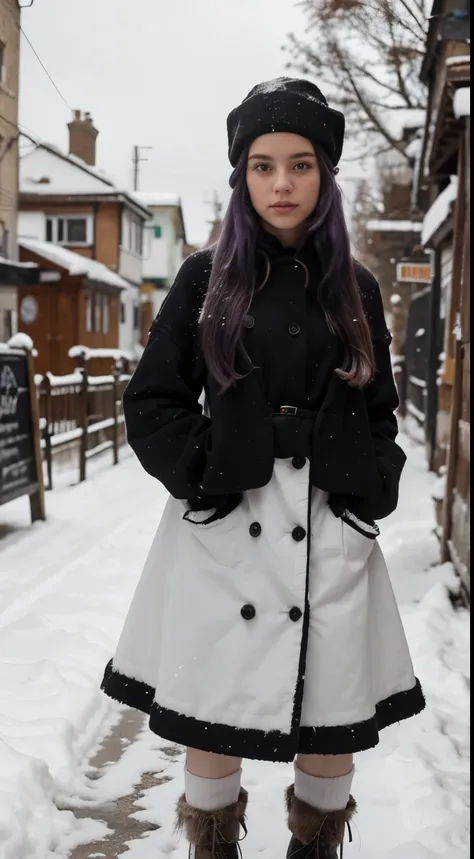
[227,77,345,180]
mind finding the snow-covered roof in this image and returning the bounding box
[445,55,470,68]
[366,219,423,233]
[19,144,151,218]
[20,145,116,196]
[385,108,426,137]
[19,238,130,290]
[453,88,470,119]
[133,192,181,208]
[421,176,458,247]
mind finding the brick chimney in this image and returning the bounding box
[67,110,99,166]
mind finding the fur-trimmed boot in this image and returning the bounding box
[286,785,356,858]
[176,789,248,858]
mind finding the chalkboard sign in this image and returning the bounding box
[0,344,45,521]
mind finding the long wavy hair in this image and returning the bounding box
[199,144,375,392]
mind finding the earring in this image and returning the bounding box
[333,167,340,176]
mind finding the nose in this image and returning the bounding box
[272,168,293,194]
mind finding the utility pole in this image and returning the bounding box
[132,145,152,192]
[204,190,223,224]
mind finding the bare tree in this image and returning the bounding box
[284,0,428,160]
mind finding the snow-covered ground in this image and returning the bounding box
[0,436,469,859]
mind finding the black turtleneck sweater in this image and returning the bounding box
[243,231,344,412]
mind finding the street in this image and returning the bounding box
[0,437,469,859]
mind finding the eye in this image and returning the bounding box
[294,162,312,171]
[255,163,272,173]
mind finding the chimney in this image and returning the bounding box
[67,110,99,166]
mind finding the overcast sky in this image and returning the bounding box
[19,0,360,245]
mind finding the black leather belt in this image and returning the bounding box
[275,405,318,419]
[272,405,318,459]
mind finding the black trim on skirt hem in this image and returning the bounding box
[101,661,426,762]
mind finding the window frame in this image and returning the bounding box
[45,214,93,247]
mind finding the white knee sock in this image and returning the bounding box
[185,766,242,812]
[294,764,355,813]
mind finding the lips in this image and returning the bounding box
[271,203,298,213]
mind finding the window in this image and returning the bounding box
[94,293,102,332]
[135,220,143,255]
[67,218,88,243]
[2,310,13,341]
[120,301,126,324]
[153,225,162,239]
[85,292,92,333]
[133,304,139,330]
[102,294,109,334]
[45,215,92,246]
[123,211,144,254]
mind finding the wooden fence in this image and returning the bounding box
[36,357,131,489]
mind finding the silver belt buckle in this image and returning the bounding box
[280,405,298,415]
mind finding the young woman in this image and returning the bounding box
[101,78,425,858]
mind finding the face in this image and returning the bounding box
[246,132,321,244]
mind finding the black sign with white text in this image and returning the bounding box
[0,350,38,506]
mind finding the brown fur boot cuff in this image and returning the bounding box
[176,788,248,846]
[286,784,357,848]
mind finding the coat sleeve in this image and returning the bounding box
[355,266,407,521]
[122,252,213,499]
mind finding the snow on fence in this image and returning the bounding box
[36,354,131,489]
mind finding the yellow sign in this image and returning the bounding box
[396,263,432,283]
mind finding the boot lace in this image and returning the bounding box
[188,820,248,858]
[301,817,353,858]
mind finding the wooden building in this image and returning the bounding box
[18,113,151,359]
[412,0,470,593]
[18,239,129,375]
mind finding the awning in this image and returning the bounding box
[0,256,39,287]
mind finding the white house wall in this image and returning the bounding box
[119,283,140,357]
[17,211,46,241]
[119,247,143,286]
[142,208,183,285]
[142,212,169,280]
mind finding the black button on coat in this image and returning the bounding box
[123,236,406,523]
[241,604,256,621]
[292,526,307,542]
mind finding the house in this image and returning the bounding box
[411,0,470,593]
[17,238,129,375]
[18,111,151,357]
[132,192,187,343]
[0,0,39,341]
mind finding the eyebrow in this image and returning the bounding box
[248,151,317,161]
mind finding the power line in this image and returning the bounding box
[19,25,71,111]
[0,113,41,145]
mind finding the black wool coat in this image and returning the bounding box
[123,242,406,523]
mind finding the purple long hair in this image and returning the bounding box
[199,145,375,391]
